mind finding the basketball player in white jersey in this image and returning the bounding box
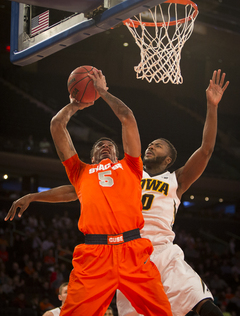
[43,283,68,316]
[5,69,229,316]
[117,69,229,316]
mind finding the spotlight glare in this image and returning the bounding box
[123,42,129,47]
[205,197,209,201]
[3,174,8,179]
[219,198,223,202]
[190,195,194,200]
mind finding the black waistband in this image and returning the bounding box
[85,228,141,245]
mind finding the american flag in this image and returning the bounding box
[31,10,49,36]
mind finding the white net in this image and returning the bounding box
[124,1,198,84]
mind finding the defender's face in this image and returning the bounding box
[92,140,117,164]
[144,139,170,163]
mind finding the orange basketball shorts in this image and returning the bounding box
[60,237,172,316]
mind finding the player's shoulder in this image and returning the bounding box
[122,154,143,174]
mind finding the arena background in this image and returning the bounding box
[0,0,240,315]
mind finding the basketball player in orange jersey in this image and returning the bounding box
[5,69,229,316]
[21,69,172,316]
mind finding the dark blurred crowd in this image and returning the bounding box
[0,207,79,316]
[0,205,239,316]
[174,228,240,316]
[1,135,55,158]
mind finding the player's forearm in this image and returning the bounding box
[100,90,141,156]
[29,185,78,203]
[50,103,79,161]
[5,185,78,222]
[51,103,79,130]
[201,105,218,156]
[100,91,134,123]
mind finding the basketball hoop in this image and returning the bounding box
[123,0,198,84]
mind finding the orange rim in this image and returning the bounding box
[123,0,198,28]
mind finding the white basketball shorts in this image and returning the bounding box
[117,243,213,316]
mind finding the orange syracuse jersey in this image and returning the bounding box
[62,153,144,235]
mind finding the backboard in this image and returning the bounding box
[10,0,166,66]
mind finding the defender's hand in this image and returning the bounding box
[206,69,229,107]
[5,194,33,221]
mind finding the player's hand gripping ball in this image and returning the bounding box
[67,65,100,103]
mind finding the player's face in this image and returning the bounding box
[143,139,170,166]
[59,285,68,305]
[92,140,117,164]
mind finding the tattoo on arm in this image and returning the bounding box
[104,93,131,118]
[55,141,75,161]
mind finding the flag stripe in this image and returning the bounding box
[31,10,49,36]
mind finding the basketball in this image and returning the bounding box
[67,65,100,103]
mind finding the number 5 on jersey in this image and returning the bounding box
[98,171,114,187]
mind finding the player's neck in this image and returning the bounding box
[144,165,167,177]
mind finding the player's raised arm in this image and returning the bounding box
[176,69,229,198]
[4,185,77,221]
[89,70,141,158]
[50,98,94,162]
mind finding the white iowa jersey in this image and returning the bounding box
[140,170,180,246]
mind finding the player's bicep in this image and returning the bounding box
[176,148,211,194]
